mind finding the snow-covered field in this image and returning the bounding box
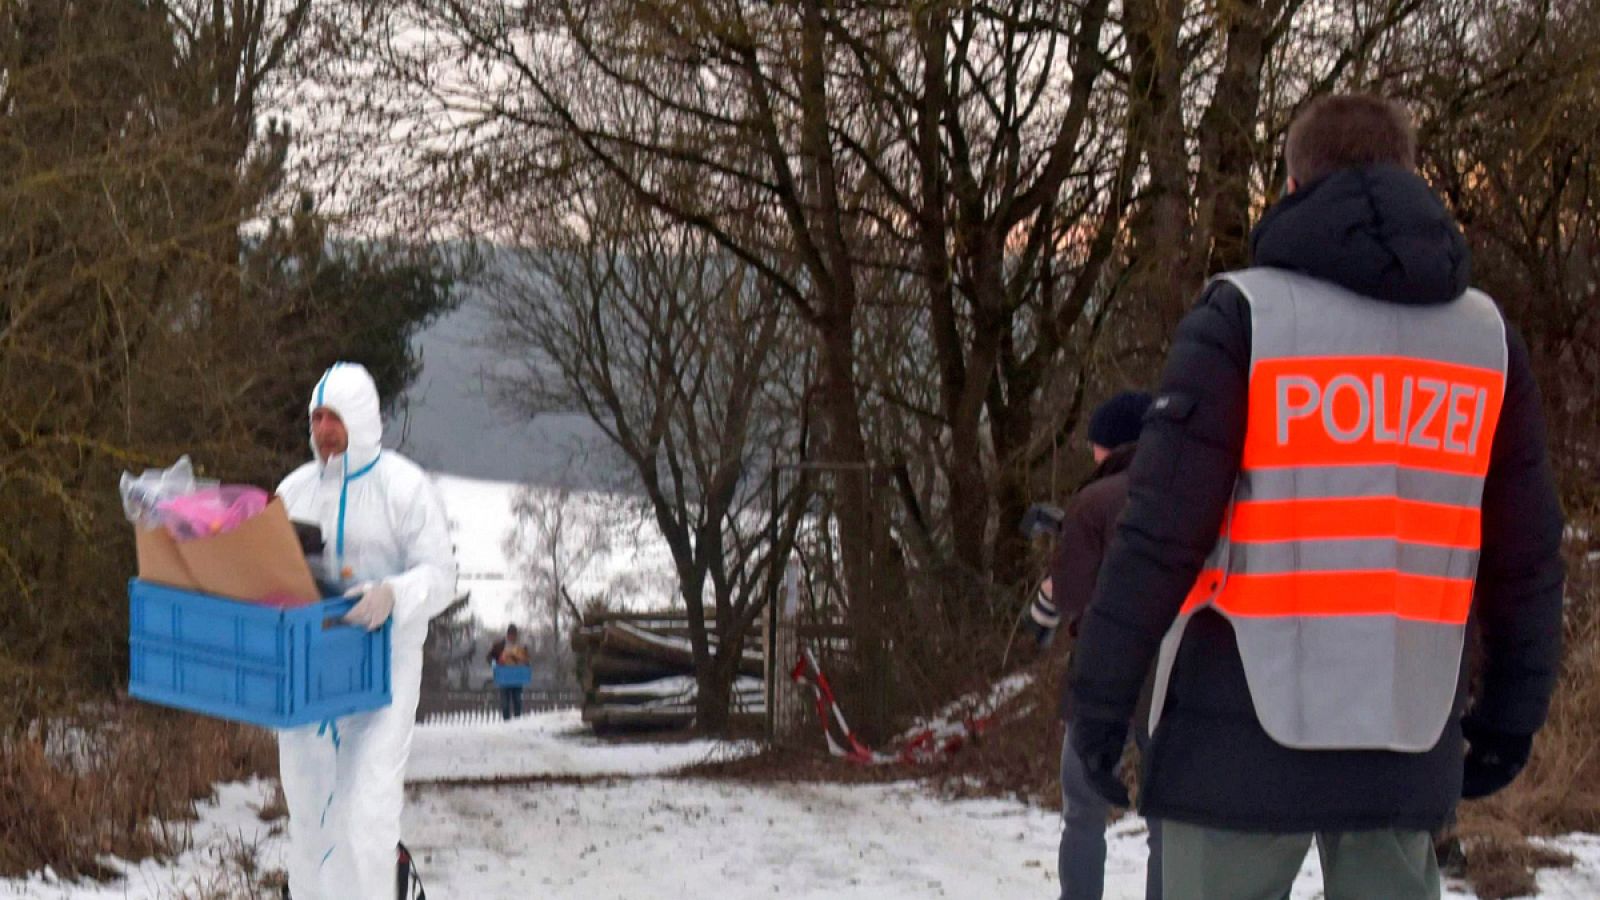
[5,708,1599,899]
[435,474,677,629]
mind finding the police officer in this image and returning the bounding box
[1068,95,1565,898]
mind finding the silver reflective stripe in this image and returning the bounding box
[1236,465,1485,506]
[1233,617,1467,751]
[1220,270,1507,372]
[1228,539,1480,580]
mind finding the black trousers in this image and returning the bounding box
[499,687,523,720]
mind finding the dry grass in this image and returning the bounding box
[1455,818,1575,899]
[0,700,276,883]
[929,645,1069,809]
[255,782,288,824]
[1454,531,1600,896]
[168,831,288,900]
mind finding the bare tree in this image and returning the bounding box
[1395,0,1600,498]
[0,0,465,728]
[506,485,609,649]
[486,185,809,731]
[322,0,1586,730]
[0,0,313,722]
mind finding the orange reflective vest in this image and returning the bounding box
[1148,268,1509,752]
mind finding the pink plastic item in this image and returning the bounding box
[157,486,270,541]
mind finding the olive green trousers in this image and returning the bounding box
[1160,820,1440,900]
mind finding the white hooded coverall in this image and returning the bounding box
[276,362,457,900]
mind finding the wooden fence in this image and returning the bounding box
[569,563,847,739]
[417,686,581,724]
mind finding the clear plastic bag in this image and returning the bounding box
[118,456,218,528]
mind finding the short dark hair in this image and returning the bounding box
[1285,94,1416,186]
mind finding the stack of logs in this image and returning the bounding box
[571,611,766,733]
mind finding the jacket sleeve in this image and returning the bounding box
[1468,325,1565,737]
[1069,281,1251,724]
[387,473,459,631]
[1050,489,1109,631]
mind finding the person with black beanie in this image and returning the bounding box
[1044,390,1162,900]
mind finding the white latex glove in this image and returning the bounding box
[342,581,395,631]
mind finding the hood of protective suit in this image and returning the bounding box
[309,362,383,470]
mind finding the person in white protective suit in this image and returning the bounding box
[276,361,457,900]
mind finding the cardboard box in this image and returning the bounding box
[135,524,197,591]
[134,497,319,606]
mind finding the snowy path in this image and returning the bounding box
[405,778,1065,897]
[407,709,755,781]
[4,710,1598,898]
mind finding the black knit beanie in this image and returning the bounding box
[1087,391,1154,449]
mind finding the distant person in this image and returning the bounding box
[277,362,459,900]
[488,624,530,720]
[1035,390,1162,900]
[1069,94,1565,898]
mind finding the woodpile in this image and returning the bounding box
[571,611,766,733]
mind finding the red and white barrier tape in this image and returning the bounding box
[790,648,989,765]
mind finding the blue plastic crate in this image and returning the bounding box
[493,664,532,687]
[128,579,391,728]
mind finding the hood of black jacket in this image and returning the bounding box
[1250,165,1470,305]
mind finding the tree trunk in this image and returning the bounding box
[1197,0,1277,276]
[694,665,732,734]
[1126,0,1193,333]
[694,642,749,735]
[815,311,902,736]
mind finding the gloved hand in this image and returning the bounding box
[342,581,396,631]
[1070,715,1132,807]
[1461,717,1533,800]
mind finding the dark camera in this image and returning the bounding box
[291,520,324,556]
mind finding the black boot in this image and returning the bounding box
[397,841,426,899]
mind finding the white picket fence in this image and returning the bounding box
[421,708,505,728]
[419,692,579,728]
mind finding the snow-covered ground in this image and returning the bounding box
[5,709,1599,899]
[407,708,755,782]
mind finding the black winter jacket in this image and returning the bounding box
[1069,166,1566,833]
